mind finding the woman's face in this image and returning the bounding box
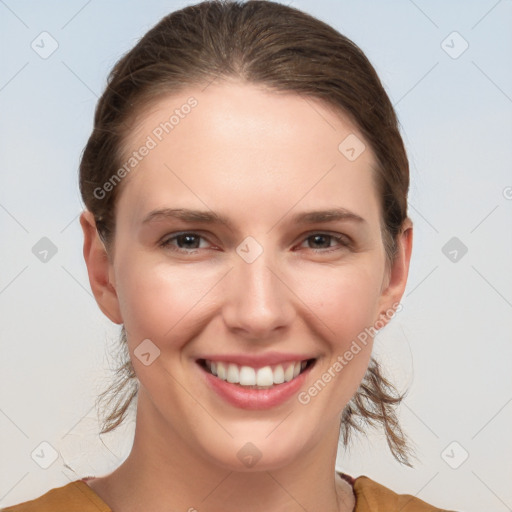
[83,80,412,471]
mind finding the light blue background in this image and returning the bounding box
[1,1,511,510]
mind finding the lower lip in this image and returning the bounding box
[199,362,314,410]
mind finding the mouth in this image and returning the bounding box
[197,358,316,390]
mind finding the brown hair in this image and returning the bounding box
[79,0,416,467]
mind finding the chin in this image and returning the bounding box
[195,427,312,473]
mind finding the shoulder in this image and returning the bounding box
[339,473,458,511]
[1,480,111,512]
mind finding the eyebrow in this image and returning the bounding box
[141,207,367,229]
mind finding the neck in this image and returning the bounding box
[91,394,355,512]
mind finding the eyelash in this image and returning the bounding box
[158,231,351,254]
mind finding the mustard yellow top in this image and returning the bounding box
[1,473,457,511]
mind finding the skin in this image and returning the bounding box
[80,79,413,512]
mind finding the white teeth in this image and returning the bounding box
[256,366,274,386]
[227,364,239,383]
[284,363,294,382]
[239,366,256,385]
[273,364,285,384]
[204,359,309,387]
[217,362,227,380]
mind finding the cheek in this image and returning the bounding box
[291,265,380,423]
[290,259,383,343]
[291,261,381,406]
[114,253,221,345]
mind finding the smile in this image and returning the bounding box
[200,359,315,389]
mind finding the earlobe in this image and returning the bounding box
[79,210,123,325]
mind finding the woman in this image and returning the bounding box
[3,1,457,510]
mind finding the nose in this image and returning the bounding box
[221,244,296,341]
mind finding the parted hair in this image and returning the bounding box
[79,0,416,467]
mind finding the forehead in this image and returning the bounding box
[115,80,381,228]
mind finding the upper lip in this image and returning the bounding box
[196,352,316,369]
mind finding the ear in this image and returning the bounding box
[79,210,123,324]
[376,218,413,326]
